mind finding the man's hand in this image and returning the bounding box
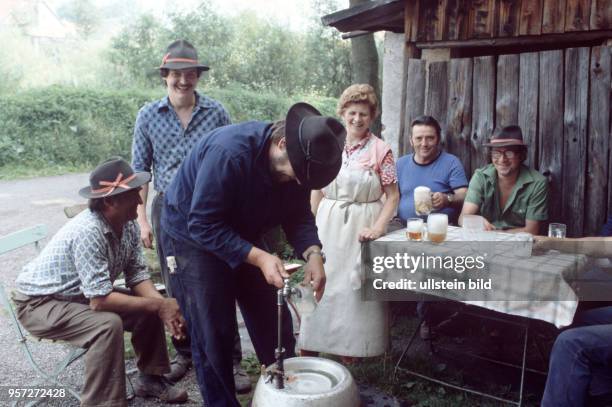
[158,298,186,340]
[483,218,496,231]
[302,255,326,301]
[138,219,154,249]
[432,192,449,209]
[257,252,290,288]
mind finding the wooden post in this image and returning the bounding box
[586,46,611,234]
[402,59,427,155]
[563,47,590,237]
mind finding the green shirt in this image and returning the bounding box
[465,164,548,230]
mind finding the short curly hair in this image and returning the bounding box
[336,84,379,118]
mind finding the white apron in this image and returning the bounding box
[298,139,388,357]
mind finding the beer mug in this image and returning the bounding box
[414,186,433,216]
[548,223,567,239]
[406,218,424,241]
[427,213,448,243]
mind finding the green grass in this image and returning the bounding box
[0,163,90,180]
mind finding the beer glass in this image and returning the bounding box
[406,218,424,241]
[414,186,433,216]
[427,213,448,243]
[548,223,567,239]
[462,214,485,241]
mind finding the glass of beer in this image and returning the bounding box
[414,186,433,216]
[548,223,567,238]
[427,213,448,243]
[406,218,424,241]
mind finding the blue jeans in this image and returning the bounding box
[542,306,612,406]
[160,230,295,407]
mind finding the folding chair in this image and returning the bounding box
[0,225,86,406]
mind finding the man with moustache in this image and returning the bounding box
[461,125,549,234]
[131,40,252,389]
[13,158,188,406]
[159,103,345,406]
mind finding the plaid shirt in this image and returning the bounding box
[16,210,150,301]
[131,92,231,192]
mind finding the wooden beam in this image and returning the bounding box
[415,29,612,49]
[402,58,426,155]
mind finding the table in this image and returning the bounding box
[365,226,589,328]
[364,226,590,405]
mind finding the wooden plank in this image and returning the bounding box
[425,61,449,145]
[586,46,611,234]
[499,0,522,37]
[468,0,499,38]
[519,0,544,35]
[562,47,590,237]
[495,54,520,130]
[566,0,593,32]
[447,0,470,40]
[416,29,612,49]
[405,0,420,42]
[518,52,540,168]
[538,50,564,225]
[590,0,612,29]
[470,56,496,174]
[402,58,427,155]
[416,0,438,41]
[445,58,473,176]
[542,0,567,33]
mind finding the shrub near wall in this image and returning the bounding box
[0,86,337,172]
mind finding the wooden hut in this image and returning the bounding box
[323,0,612,237]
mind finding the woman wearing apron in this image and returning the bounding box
[298,84,399,361]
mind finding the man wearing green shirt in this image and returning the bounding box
[461,125,548,234]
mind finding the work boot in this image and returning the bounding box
[164,353,192,383]
[234,362,252,393]
[133,374,188,403]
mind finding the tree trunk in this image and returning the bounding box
[349,0,381,135]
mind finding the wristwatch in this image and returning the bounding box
[305,248,326,264]
[446,193,454,203]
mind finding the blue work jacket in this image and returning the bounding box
[161,121,321,269]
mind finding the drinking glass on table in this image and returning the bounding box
[427,213,448,243]
[462,214,485,241]
[406,218,424,241]
[548,223,567,239]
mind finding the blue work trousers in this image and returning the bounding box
[542,306,612,406]
[160,230,295,407]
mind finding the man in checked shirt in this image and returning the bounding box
[131,40,250,391]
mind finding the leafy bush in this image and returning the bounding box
[0,85,338,171]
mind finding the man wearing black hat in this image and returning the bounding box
[159,103,346,406]
[131,39,240,385]
[460,125,549,234]
[13,158,188,406]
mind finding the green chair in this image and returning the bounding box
[0,225,86,406]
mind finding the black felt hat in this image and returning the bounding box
[159,40,209,71]
[79,158,150,199]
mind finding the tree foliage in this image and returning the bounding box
[105,0,351,97]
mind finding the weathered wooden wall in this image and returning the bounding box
[400,46,612,237]
[408,0,612,42]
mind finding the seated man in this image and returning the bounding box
[461,125,548,234]
[537,215,612,407]
[13,158,188,407]
[397,115,468,225]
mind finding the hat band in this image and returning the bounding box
[91,173,136,197]
[489,138,524,145]
[161,53,199,67]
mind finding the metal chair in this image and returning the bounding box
[0,225,86,406]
